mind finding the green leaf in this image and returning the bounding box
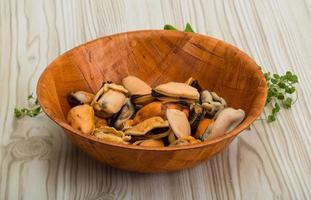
[283,97,293,109]
[272,103,280,114]
[271,79,278,84]
[273,74,280,79]
[14,94,42,119]
[14,108,23,118]
[285,87,295,94]
[163,24,178,31]
[286,71,292,76]
[278,82,286,89]
[292,75,298,83]
[263,69,298,123]
[27,93,34,100]
[184,23,194,32]
[277,93,285,100]
[268,115,276,123]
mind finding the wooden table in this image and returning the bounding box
[1,0,310,199]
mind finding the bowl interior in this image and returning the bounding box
[37,30,266,147]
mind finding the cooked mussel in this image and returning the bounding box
[127,101,189,127]
[166,109,191,138]
[67,91,95,107]
[169,136,201,146]
[122,76,154,106]
[67,104,94,134]
[93,126,131,144]
[185,77,202,92]
[152,82,200,105]
[91,83,128,118]
[201,90,227,117]
[124,117,169,136]
[112,99,135,130]
[94,116,108,128]
[203,108,245,141]
[188,103,206,133]
[133,139,164,147]
[194,118,214,139]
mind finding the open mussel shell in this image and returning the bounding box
[67,91,95,107]
[111,99,135,130]
[188,103,206,133]
[185,77,202,92]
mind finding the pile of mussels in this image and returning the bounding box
[66,76,245,147]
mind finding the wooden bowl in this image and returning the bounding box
[37,30,267,173]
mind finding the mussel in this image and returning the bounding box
[201,90,227,117]
[67,91,94,107]
[91,83,128,118]
[124,117,169,136]
[67,104,94,134]
[94,127,131,144]
[166,109,191,138]
[152,82,200,104]
[112,99,135,130]
[169,136,201,146]
[122,76,154,106]
[133,139,164,147]
[203,108,245,140]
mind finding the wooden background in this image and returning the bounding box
[0,0,310,199]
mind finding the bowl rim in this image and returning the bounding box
[37,29,267,151]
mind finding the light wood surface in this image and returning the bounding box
[0,0,310,199]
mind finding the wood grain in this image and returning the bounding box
[0,0,310,199]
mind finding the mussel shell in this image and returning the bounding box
[67,94,82,107]
[190,80,202,93]
[110,99,135,130]
[152,90,195,105]
[151,90,164,98]
[131,94,155,106]
[124,117,169,136]
[130,127,170,141]
[67,91,94,107]
[188,104,206,133]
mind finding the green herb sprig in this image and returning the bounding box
[264,71,298,122]
[164,22,194,32]
[14,93,42,118]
